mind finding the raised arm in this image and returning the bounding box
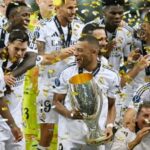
[121,55,150,87]
[12,51,37,77]
[41,46,75,65]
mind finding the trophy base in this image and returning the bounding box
[86,135,108,145]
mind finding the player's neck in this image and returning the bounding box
[105,23,117,33]
[57,15,68,27]
[85,60,98,72]
[40,10,52,19]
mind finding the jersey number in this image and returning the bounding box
[40,100,51,113]
[24,108,29,119]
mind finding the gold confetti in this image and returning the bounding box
[28,13,38,31]
[92,11,99,16]
[81,9,89,16]
[53,0,63,6]
[82,3,89,6]
[71,92,79,96]
[91,1,101,7]
[48,69,55,74]
[2,107,8,111]
[144,46,150,54]
[98,76,104,84]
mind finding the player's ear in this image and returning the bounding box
[91,45,99,55]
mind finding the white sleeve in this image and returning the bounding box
[108,72,121,99]
[53,71,68,94]
[0,68,6,98]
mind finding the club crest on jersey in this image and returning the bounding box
[132,95,141,103]
[55,78,60,87]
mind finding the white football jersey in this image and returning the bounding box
[128,82,150,110]
[36,16,84,88]
[0,56,43,130]
[54,62,120,144]
[122,39,148,108]
[87,18,133,70]
[0,59,25,130]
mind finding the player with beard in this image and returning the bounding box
[112,101,150,150]
[0,29,75,150]
[53,35,120,150]
[88,0,133,71]
[36,0,84,149]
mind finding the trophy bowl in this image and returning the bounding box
[69,73,107,145]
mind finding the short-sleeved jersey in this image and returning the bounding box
[0,55,42,129]
[54,62,120,144]
[37,17,84,51]
[122,39,147,108]
[36,17,84,88]
[88,18,134,70]
[0,59,25,129]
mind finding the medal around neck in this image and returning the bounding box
[69,73,107,145]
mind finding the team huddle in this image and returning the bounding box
[0,0,150,150]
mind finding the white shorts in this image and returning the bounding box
[0,126,25,150]
[37,85,58,124]
[57,138,105,150]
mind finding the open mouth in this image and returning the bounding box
[76,58,80,62]
[24,20,30,27]
[76,57,82,63]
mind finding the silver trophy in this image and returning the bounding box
[69,73,107,145]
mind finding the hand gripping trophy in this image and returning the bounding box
[69,73,107,145]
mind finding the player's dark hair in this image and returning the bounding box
[82,23,105,35]
[9,29,29,45]
[6,1,28,19]
[137,101,150,116]
[79,35,100,50]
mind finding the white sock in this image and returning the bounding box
[37,144,50,150]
